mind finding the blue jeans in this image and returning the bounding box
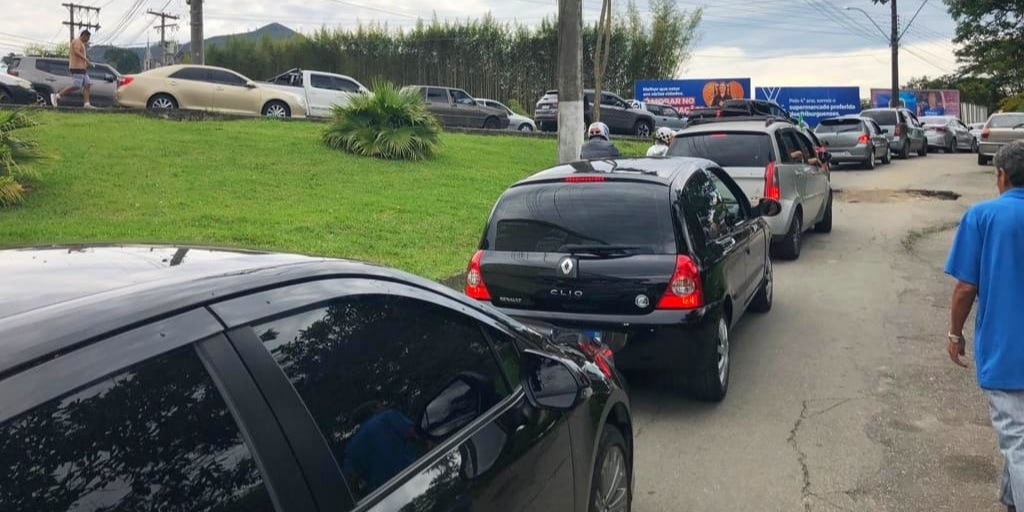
[987,390,1024,507]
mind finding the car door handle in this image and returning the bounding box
[721,237,737,250]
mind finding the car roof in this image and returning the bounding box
[681,119,788,134]
[511,157,712,188]
[0,244,482,377]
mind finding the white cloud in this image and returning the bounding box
[683,40,960,96]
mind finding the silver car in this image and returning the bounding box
[668,118,832,260]
[814,116,891,169]
[6,56,120,107]
[476,98,536,132]
[968,122,985,148]
[919,115,976,153]
[978,112,1024,165]
[645,102,688,130]
[860,108,929,159]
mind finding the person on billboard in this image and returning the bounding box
[918,91,945,116]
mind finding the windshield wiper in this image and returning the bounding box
[559,244,646,257]
[1012,122,1024,129]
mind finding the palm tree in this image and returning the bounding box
[0,109,43,206]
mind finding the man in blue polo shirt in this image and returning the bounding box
[946,140,1024,512]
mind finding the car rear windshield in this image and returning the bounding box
[861,110,898,125]
[485,182,677,254]
[988,114,1024,128]
[815,119,862,133]
[667,132,774,168]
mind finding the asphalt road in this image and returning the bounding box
[629,151,1005,512]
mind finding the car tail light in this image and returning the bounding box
[578,337,614,378]
[117,76,134,88]
[7,69,17,76]
[895,125,902,137]
[857,133,870,144]
[465,250,491,300]
[982,126,990,140]
[564,175,605,183]
[657,255,703,309]
[764,161,781,201]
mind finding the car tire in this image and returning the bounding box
[814,191,833,234]
[971,138,979,153]
[772,212,802,261]
[483,116,501,129]
[633,120,652,138]
[863,147,876,170]
[262,100,291,118]
[749,259,773,313]
[518,123,533,132]
[0,86,11,104]
[947,138,956,154]
[899,142,910,160]
[882,146,892,164]
[147,93,178,110]
[588,425,632,512]
[688,315,731,402]
[978,153,990,166]
[918,141,928,157]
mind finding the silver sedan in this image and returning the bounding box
[919,115,976,153]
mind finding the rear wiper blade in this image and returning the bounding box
[559,244,646,256]
[1012,123,1024,129]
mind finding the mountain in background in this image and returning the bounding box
[88,23,299,72]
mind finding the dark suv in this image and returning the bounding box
[534,89,656,137]
[0,245,632,512]
[465,158,782,401]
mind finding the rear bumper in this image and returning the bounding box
[489,302,724,371]
[827,145,873,162]
[888,137,906,151]
[979,141,1004,157]
[926,134,949,147]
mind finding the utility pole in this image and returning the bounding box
[556,0,583,164]
[62,3,100,43]
[186,0,204,64]
[889,0,900,108]
[147,10,179,66]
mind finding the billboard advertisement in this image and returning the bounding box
[755,86,861,126]
[635,78,752,114]
[870,88,961,118]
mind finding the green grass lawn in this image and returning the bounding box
[1,112,648,279]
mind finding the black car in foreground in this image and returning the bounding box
[465,158,782,402]
[0,245,633,512]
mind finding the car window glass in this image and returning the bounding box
[778,130,804,163]
[989,114,1024,128]
[333,77,361,93]
[669,132,774,167]
[426,87,449,103]
[0,344,273,512]
[86,65,113,80]
[794,132,817,161]
[707,171,746,226]
[862,110,897,126]
[450,89,474,105]
[169,67,208,82]
[38,59,70,76]
[681,170,731,242]
[208,69,246,86]
[271,72,299,86]
[250,294,509,503]
[310,73,332,89]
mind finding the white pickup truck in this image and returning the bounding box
[263,68,369,118]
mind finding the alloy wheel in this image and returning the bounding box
[265,103,288,117]
[594,445,630,512]
[151,97,175,109]
[764,259,774,306]
[717,317,730,386]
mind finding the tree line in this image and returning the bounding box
[206,0,701,111]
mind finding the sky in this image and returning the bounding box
[1,0,961,94]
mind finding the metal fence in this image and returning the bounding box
[960,103,990,124]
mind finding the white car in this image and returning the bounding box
[0,71,41,105]
[968,122,985,151]
[264,68,369,118]
[477,98,536,132]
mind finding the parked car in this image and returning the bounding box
[814,115,891,169]
[263,68,368,118]
[405,86,509,129]
[968,122,985,149]
[860,108,928,159]
[0,244,633,512]
[0,71,42,105]
[667,117,833,260]
[465,158,782,402]
[977,112,1024,165]
[919,115,976,153]
[645,102,688,130]
[115,65,306,118]
[6,55,120,107]
[534,89,656,137]
[476,98,536,132]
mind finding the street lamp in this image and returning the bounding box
[845,5,900,109]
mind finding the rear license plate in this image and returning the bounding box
[540,105,551,110]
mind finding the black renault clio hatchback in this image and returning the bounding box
[0,245,632,512]
[466,158,781,401]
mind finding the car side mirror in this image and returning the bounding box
[521,349,588,410]
[245,81,257,88]
[758,198,783,217]
[419,372,495,440]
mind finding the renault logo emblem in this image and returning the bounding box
[559,257,575,276]
[635,295,650,308]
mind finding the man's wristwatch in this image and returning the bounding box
[947,333,966,343]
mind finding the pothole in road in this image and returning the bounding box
[834,188,961,203]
